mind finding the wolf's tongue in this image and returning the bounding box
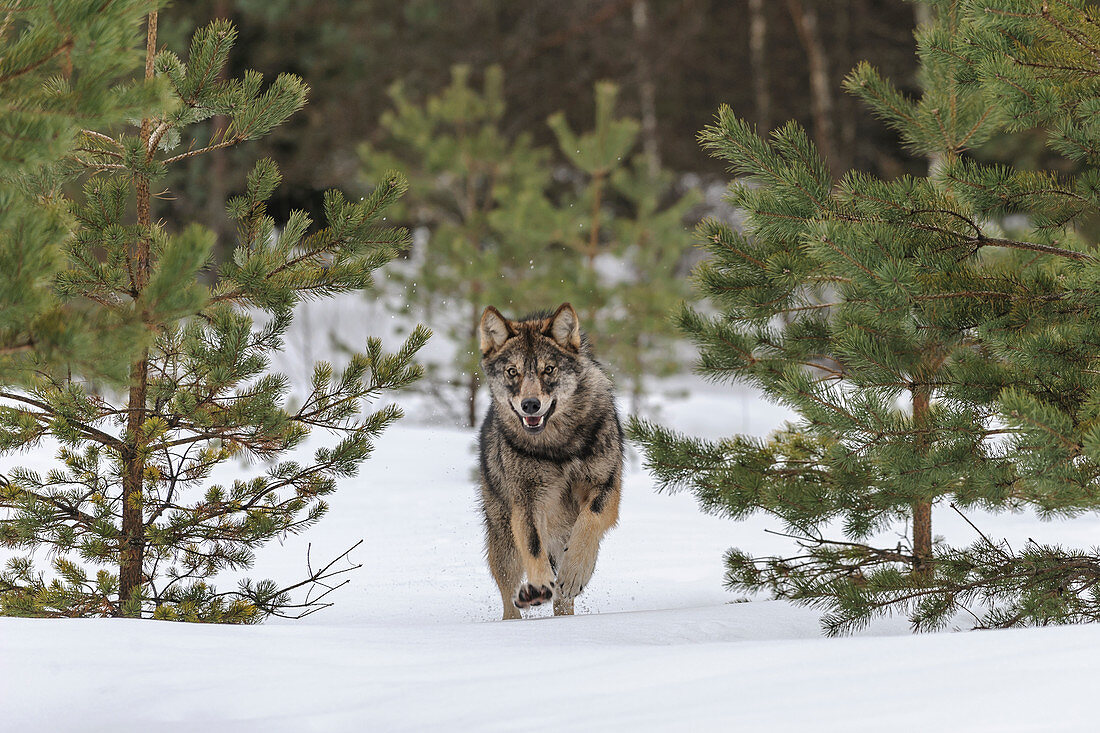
[524,416,541,427]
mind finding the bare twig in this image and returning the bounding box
[259,540,364,619]
[949,502,1009,559]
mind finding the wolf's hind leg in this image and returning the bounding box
[553,595,574,616]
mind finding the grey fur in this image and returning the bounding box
[477,303,624,620]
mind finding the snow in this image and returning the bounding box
[6,610,1098,732]
[4,298,1100,730]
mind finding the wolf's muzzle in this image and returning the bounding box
[514,399,556,433]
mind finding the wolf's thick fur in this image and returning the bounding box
[477,303,624,619]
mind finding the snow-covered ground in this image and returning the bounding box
[4,297,1100,730]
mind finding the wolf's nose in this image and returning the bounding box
[521,399,541,415]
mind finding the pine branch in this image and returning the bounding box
[763,528,915,565]
[975,234,1095,263]
[0,340,34,355]
[160,135,245,165]
[0,391,124,450]
[79,129,121,148]
[0,37,73,85]
[1039,3,1100,66]
[0,483,100,530]
[832,199,1096,262]
[949,503,1009,560]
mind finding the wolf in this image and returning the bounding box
[477,303,624,620]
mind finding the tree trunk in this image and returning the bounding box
[467,371,478,428]
[632,0,660,178]
[630,332,644,417]
[785,0,839,177]
[468,302,479,428]
[587,170,604,268]
[912,498,932,574]
[911,2,939,578]
[911,386,933,575]
[119,356,148,611]
[748,0,770,132]
[119,11,157,614]
[582,171,605,337]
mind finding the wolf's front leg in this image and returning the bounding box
[510,506,556,609]
[558,479,621,599]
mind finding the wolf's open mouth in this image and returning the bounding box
[515,400,556,434]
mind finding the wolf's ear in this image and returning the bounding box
[548,303,581,352]
[479,306,513,355]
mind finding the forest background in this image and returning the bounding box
[154,0,998,422]
[163,0,932,236]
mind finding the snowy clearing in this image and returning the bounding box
[5,610,1097,732]
[3,369,1100,730]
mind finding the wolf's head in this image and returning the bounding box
[478,303,590,437]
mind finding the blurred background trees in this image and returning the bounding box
[141,0,1091,424]
[357,70,699,421]
[156,0,927,250]
[358,65,561,427]
[138,0,939,418]
[547,83,699,413]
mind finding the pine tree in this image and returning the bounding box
[631,0,1100,633]
[359,65,561,427]
[604,159,699,413]
[0,12,427,622]
[549,83,698,411]
[0,0,163,384]
[547,81,640,329]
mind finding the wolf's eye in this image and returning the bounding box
[506,366,519,378]
[543,365,555,376]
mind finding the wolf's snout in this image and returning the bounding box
[516,397,554,433]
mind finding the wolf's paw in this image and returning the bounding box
[556,547,597,599]
[513,582,554,609]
